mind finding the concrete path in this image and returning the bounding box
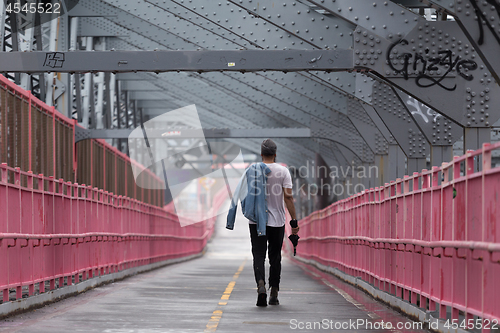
[0,209,428,333]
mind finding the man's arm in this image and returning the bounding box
[284,187,299,235]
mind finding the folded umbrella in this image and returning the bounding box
[288,219,300,256]
[288,234,300,256]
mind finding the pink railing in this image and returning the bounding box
[0,163,220,303]
[0,74,164,207]
[297,143,500,326]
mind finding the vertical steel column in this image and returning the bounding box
[81,37,93,128]
[374,154,389,188]
[124,90,130,154]
[431,146,454,167]
[93,37,106,129]
[314,153,333,211]
[124,91,129,128]
[115,79,121,150]
[104,72,112,129]
[68,16,80,120]
[361,162,372,190]
[44,8,58,106]
[33,11,45,101]
[388,144,405,181]
[110,74,115,128]
[132,100,138,128]
[89,75,96,129]
[95,72,104,129]
[464,128,490,171]
[58,14,71,118]
[407,158,427,175]
[9,7,20,85]
[464,128,491,152]
[17,5,36,91]
[0,1,5,52]
[74,74,82,122]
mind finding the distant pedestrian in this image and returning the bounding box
[227,139,299,306]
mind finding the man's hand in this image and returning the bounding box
[289,218,300,235]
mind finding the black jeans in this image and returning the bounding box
[249,224,285,290]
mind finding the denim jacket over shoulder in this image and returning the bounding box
[226,162,271,236]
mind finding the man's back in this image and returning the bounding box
[248,162,292,227]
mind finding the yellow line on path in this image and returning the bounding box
[204,259,247,333]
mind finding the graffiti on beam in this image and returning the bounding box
[469,0,500,46]
[406,97,441,124]
[387,39,478,91]
[43,52,65,68]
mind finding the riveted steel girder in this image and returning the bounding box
[229,0,500,131]
[116,76,307,166]
[306,69,464,166]
[354,24,500,128]
[80,0,372,165]
[136,72,319,165]
[347,98,388,155]
[150,0,354,50]
[307,0,500,128]
[196,72,372,161]
[372,82,430,159]
[15,0,375,164]
[86,0,488,149]
[137,0,376,161]
[394,90,463,146]
[79,17,129,37]
[58,0,468,167]
[74,127,311,142]
[0,49,353,73]
[423,0,500,85]
[121,80,163,91]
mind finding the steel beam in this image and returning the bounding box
[0,49,353,73]
[75,127,312,143]
[72,0,367,168]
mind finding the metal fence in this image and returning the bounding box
[0,76,220,304]
[0,163,219,303]
[0,75,163,207]
[297,143,500,326]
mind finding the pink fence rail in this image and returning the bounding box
[0,163,219,303]
[297,143,500,327]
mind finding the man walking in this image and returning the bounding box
[226,139,299,306]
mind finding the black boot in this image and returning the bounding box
[269,286,279,305]
[256,280,267,307]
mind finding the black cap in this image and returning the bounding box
[261,139,277,156]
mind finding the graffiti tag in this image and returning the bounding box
[43,52,65,68]
[406,97,441,123]
[387,39,478,91]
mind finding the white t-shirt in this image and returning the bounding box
[249,163,293,227]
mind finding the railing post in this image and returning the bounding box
[466,150,475,175]
[14,167,20,186]
[38,174,43,192]
[422,170,429,189]
[1,163,7,183]
[27,171,35,296]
